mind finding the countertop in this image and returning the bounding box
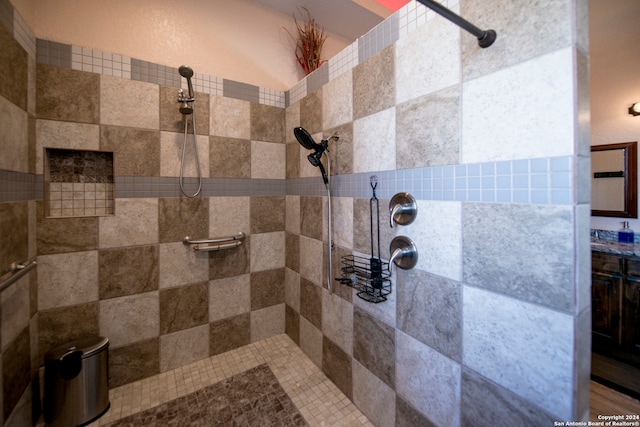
[591,238,640,257]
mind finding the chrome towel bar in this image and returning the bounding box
[183,232,245,252]
[0,260,37,293]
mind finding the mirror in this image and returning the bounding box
[591,141,637,218]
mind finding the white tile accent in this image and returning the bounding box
[396,330,461,427]
[463,285,574,419]
[462,47,576,163]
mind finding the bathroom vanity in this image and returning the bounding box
[591,242,640,395]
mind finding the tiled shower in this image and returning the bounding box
[0,0,590,426]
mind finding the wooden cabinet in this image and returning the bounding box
[592,252,640,367]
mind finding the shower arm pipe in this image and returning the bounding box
[414,0,496,48]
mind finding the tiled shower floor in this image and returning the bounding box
[86,334,372,426]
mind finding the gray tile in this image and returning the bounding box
[461,368,556,427]
[396,330,461,427]
[160,283,208,334]
[322,336,352,400]
[158,197,208,243]
[223,79,259,104]
[250,195,285,233]
[209,313,250,356]
[36,64,99,123]
[461,0,573,81]
[353,307,394,388]
[100,126,160,177]
[353,45,394,120]
[396,86,460,169]
[285,304,300,345]
[108,338,160,388]
[462,202,574,311]
[396,396,436,427]
[99,245,159,299]
[250,268,285,310]
[300,278,322,329]
[397,269,461,361]
[251,103,285,143]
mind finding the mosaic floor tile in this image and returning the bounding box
[103,364,307,427]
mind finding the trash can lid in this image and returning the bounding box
[45,336,109,360]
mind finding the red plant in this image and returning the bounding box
[284,7,327,75]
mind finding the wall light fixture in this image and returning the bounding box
[629,102,640,116]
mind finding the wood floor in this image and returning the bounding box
[590,380,640,420]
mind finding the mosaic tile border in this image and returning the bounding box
[1,155,573,205]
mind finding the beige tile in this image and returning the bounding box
[37,250,98,310]
[299,317,322,369]
[159,242,209,289]
[99,292,159,347]
[160,132,209,178]
[99,198,158,248]
[208,274,251,322]
[210,95,250,139]
[0,94,29,173]
[209,136,250,178]
[331,197,353,250]
[100,125,160,176]
[250,103,285,143]
[100,75,158,129]
[1,275,31,352]
[353,45,394,120]
[159,325,209,372]
[285,101,300,144]
[250,303,285,343]
[322,70,353,129]
[35,120,100,174]
[250,232,285,272]
[285,268,300,312]
[36,64,99,124]
[251,140,286,179]
[299,235,323,286]
[209,197,250,238]
[285,196,300,234]
[322,290,353,356]
[353,107,396,173]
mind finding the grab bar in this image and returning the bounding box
[183,232,245,252]
[0,260,37,293]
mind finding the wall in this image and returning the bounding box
[0,2,38,424]
[0,0,590,426]
[15,0,350,91]
[284,0,590,425]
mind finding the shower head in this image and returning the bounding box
[179,65,195,99]
[294,127,335,186]
[294,127,323,151]
[179,65,193,78]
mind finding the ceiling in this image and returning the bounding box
[250,0,389,41]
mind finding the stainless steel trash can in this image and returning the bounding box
[43,336,110,427]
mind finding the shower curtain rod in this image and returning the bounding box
[415,0,496,48]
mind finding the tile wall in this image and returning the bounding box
[283,0,590,426]
[0,0,590,426]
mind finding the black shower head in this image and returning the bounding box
[179,65,195,98]
[179,65,193,78]
[294,127,323,151]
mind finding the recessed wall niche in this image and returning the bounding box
[44,148,115,218]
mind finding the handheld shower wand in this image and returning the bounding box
[294,127,340,294]
[177,65,201,198]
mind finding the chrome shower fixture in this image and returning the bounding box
[177,65,201,198]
